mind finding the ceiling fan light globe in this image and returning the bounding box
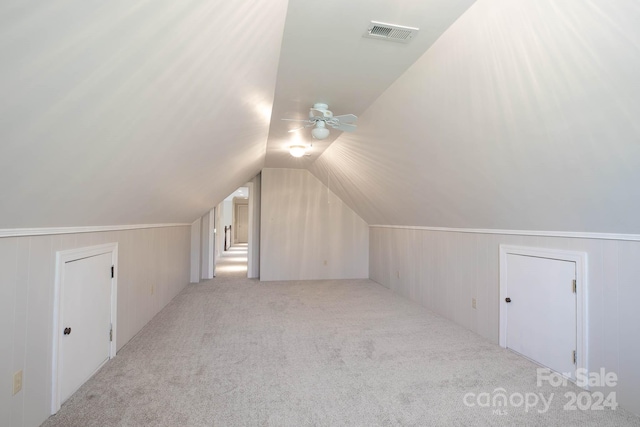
[311,127,330,140]
[289,144,307,157]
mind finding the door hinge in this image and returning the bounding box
[572,279,576,293]
[111,265,114,278]
[110,324,113,342]
[573,350,577,365]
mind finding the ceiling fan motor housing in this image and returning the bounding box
[310,103,332,119]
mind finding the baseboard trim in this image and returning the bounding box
[0,223,190,238]
[369,224,640,242]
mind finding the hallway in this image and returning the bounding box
[215,243,248,278]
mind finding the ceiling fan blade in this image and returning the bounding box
[288,123,314,132]
[330,122,357,132]
[281,118,312,123]
[333,114,357,124]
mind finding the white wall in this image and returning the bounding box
[310,0,640,234]
[224,200,233,247]
[215,202,223,259]
[370,226,640,416]
[0,226,191,427]
[190,219,201,283]
[214,198,235,258]
[260,168,368,281]
[247,175,261,279]
[200,210,214,280]
[223,200,233,228]
[215,200,234,254]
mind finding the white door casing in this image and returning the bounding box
[499,246,587,384]
[52,243,118,413]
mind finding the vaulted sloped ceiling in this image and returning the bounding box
[3,0,640,233]
[310,0,640,233]
[0,0,288,228]
[264,0,476,168]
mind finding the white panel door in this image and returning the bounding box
[236,204,249,243]
[60,252,113,403]
[506,254,577,378]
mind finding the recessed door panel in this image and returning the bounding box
[60,252,112,403]
[506,254,576,378]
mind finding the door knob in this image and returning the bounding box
[63,327,71,335]
[505,298,511,303]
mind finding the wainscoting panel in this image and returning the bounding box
[370,226,640,415]
[0,226,190,427]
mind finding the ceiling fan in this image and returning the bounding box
[282,103,357,140]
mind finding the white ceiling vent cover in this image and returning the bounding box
[363,21,419,43]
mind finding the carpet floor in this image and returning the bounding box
[42,246,640,426]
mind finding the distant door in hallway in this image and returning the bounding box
[235,203,248,243]
[504,253,577,379]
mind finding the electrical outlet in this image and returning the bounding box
[13,370,22,395]
[323,260,328,266]
[396,270,400,279]
[472,298,477,309]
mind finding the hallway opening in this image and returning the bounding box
[215,243,248,277]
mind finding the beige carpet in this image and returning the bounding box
[42,246,640,426]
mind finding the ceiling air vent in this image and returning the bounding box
[363,21,419,43]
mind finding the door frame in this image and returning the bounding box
[499,245,588,380]
[51,243,118,413]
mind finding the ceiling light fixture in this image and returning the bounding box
[289,144,307,158]
[311,121,330,140]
